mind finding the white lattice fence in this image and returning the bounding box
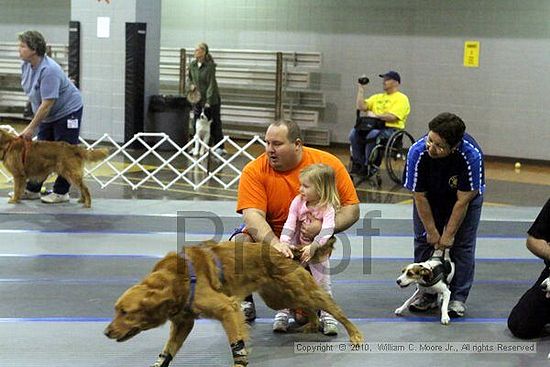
[0,134,266,191]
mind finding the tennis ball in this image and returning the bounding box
[514,162,521,169]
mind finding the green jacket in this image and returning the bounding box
[187,60,220,106]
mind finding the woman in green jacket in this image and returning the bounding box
[188,42,226,155]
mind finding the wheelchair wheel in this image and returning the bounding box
[367,143,385,177]
[384,130,415,184]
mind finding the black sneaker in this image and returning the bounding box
[448,300,466,318]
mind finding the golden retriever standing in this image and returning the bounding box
[0,127,108,208]
[104,241,364,367]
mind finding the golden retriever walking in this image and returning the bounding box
[0,127,107,208]
[104,241,364,366]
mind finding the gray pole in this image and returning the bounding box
[275,52,283,120]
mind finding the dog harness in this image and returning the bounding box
[181,252,197,312]
[423,255,453,287]
[206,248,225,283]
[181,248,225,312]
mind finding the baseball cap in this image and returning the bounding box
[379,71,401,83]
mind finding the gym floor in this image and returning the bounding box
[0,133,549,366]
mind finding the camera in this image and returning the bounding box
[358,75,370,85]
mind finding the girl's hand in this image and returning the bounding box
[273,242,293,259]
[300,245,312,263]
[300,213,321,242]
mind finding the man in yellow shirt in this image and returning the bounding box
[349,71,410,178]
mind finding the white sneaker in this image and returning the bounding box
[320,313,339,336]
[41,192,70,204]
[9,190,40,200]
[240,301,256,323]
[272,311,290,333]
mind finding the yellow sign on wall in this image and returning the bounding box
[464,41,480,67]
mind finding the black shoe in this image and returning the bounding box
[367,166,378,178]
[349,162,363,175]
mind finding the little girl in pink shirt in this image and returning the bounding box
[273,163,340,336]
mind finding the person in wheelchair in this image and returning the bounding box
[349,71,410,178]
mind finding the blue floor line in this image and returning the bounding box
[0,253,542,263]
[0,317,507,324]
[0,228,529,239]
[0,278,534,285]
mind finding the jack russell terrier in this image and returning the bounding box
[540,270,550,298]
[395,249,455,325]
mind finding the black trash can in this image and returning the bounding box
[148,95,191,150]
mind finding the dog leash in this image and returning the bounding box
[4,137,31,165]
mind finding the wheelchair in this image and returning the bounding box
[349,128,415,186]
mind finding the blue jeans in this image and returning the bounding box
[349,127,394,166]
[27,107,82,195]
[413,193,483,302]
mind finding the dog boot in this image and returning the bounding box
[408,294,438,312]
[241,300,256,323]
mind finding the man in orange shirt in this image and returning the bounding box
[235,119,360,323]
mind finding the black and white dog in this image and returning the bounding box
[191,112,211,156]
[395,249,455,325]
[540,271,550,298]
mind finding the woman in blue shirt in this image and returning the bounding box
[17,30,83,204]
[403,112,485,318]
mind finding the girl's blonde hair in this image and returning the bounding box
[299,163,340,210]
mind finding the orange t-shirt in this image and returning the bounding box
[236,147,359,237]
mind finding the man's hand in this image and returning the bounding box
[300,213,321,242]
[426,230,440,247]
[437,232,454,250]
[273,242,293,258]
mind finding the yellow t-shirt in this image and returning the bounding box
[365,91,410,129]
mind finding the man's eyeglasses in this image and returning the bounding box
[424,135,449,153]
